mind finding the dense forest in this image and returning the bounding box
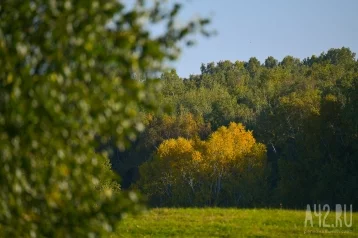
[110,47,358,209]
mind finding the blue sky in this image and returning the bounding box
[173,0,358,77]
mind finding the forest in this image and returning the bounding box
[111,47,358,209]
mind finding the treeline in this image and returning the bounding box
[110,47,358,208]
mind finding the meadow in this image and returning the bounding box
[116,208,357,237]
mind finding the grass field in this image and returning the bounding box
[115,208,357,237]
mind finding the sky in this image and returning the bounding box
[172,0,358,77]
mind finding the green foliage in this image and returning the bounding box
[0,0,211,236]
[264,56,278,68]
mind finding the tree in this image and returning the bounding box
[106,112,211,189]
[160,70,185,97]
[321,47,356,66]
[264,56,278,69]
[245,57,261,78]
[0,0,211,236]
[279,56,301,69]
[137,123,268,207]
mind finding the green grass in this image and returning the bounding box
[114,208,357,237]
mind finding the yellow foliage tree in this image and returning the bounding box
[206,122,256,163]
[157,137,202,171]
[203,123,261,204]
[137,122,268,206]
